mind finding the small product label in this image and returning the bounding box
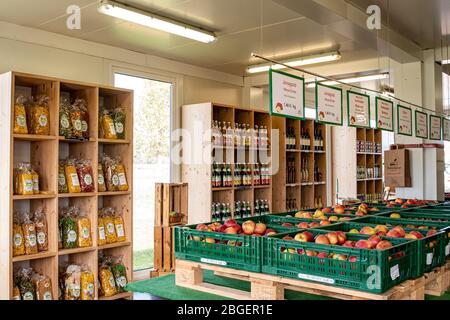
[82,227,90,239]
[61,115,70,129]
[39,115,48,127]
[109,276,115,288]
[426,253,433,265]
[37,232,46,245]
[68,230,77,243]
[17,115,26,127]
[112,175,119,186]
[43,291,52,300]
[23,292,34,300]
[115,122,124,134]
[390,265,400,280]
[107,223,115,234]
[298,273,335,284]
[118,173,127,186]
[116,224,124,238]
[98,175,105,185]
[109,123,117,135]
[24,179,33,192]
[116,276,127,288]
[86,283,94,296]
[33,178,39,191]
[73,119,82,131]
[58,174,66,186]
[81,120,88,132]
[70,173,80,187]
[70,284,80,298]
[27,234,37,246]
[200,258,227,266]
[83,174,93,186]
[14,234,23,247]
[99,226,106,240]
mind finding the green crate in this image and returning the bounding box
[261,229,416,293]
[318,221,449,277]
[174,218,294,272]
[264,212,351,227]
[377,210,450,222]
[274,210,363,221]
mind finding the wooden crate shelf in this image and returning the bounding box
[0,71,134,300]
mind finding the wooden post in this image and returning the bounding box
[250,278,284,300]
[175,261,203,286]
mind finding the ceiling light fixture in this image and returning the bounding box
[305,73,390,88]
[246,51,341,74]
[97,0,217,43]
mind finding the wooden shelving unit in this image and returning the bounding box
[332,126,383,203]
[0,71,133,300]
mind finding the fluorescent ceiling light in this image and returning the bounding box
[246,51,341,74]
[305,73,389,88]
[97,0,216,43]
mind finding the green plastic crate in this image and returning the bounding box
[318,221,449,277]
[377,210,450,222]
[273,210,362,221]
[261,229,416,293]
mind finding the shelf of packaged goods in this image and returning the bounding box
[12,251,57,262]
[13,134,57,141]
[13,193,56,200]
[58,136,96,143]
[58,247,97,256]
[58,192,97,198]
[212,187,234,192]
[98,241,131,250]
[98,138,130,144]
[99,292,133,300]
[98,191,132,196]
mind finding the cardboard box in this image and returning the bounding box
[384,148,411,187]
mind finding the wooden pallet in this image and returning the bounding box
[424,261,450,296]
[150,270,173,278]
[154,183,188,227]
[154,226,177,273]
[175,259,425,300]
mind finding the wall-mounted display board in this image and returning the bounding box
[269,70,305,120]
[415,110,428,139]
[347,91,370,128]
[375,97,394,131]
[397,105,412,136]
[429,115,442,141]
[444,118,450,141]
[316,83,342,126]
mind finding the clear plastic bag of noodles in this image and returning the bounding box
[98,258,117,297]
[101,207,117,244]
[13,212,25,256]
[115,158,129,191]
[32,272,53,300]
[111,256,128,293]
[100,109,117,139]
[63,264,81,300]
[76,159,95,193]
[13,95,29,134]
[97,210,107,246]
[29,95,50,135]
[17,268,36,300]
[113,107,126,139]
[60,207,78,249]
[97,163,106,192]
[76,210,92,248]
[59,96,72,138]
[14,162,34,195]
[114,210,126,242]
[58,217,63,249]
[69,101,83,139]
[22,212,38,255]
[102,153,119,191]
[80,265,95,300]
[33,207,48,252]
[65,157,81,193]
[29,164,40,195]
[58,160,68,193]
[74,99,90,140]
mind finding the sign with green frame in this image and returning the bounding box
[429,115,442,141]
[415,110,428,139]
[315,82,343,125]
[269,69,305,120]
[375,97,394,131]
[397,105,412,136]
[347,91,370,128]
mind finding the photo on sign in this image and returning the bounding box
[375,97,394,131]
[269,69,305,120]
[397,105,412,136]
[429,115,442,141]
[415,110,428,139]
[315,82,343,126]
[444,118,450,141]
[347,91,370,128]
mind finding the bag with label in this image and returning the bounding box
[33,207,48,252]
[58,160,68,193]
[65,158,81,193]
[102,154,119,191]
[114,210,126,242]
[22,212,38,255]
[60,208,78,249]
[80,265,95,300]
[17,268,36,300]
[98,260,117,297]
[13,96,29,134]
[32,272,53,300]
[100,109,117,139]
[14,162,34,195]
[100,207,117,244]
[59,96,72,138]
[76,210,92,248]
[97,163,106,192]
[97,213,107,246]
[111,256,128,293]
[115,160,129,192]
[63,264,81,300]
[74,99,89,140]
[58,218,63,249]
[13,212,25,256]
[69,102,83,139]
[28,164,39,195]
[76,159,94,193]
[29,95,50,135]
[113,107,126,139]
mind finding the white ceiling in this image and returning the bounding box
[0,0,431,76]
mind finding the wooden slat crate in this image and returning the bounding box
[153,226,176,273]
[154,183,188,227]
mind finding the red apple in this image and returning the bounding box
[282,236,294,241]
[376,231,387,236]
[320,220,332,226]
[409,231,423,239]
[340,217,352,221]
[360,226,376,235]
[205,237,216,244]
[297,222,310,229]
[326,232,339,245]
[295,231,314,242]
[217,225,228,233]
[355,239,372,249]
[317,252,328,259]
[368,235,382,247]
[334,206,345,214]
[297,248,305,255]
[254,223,267,235]
[355,210,368,216]
[405,233,418,240]
[322,207,332,213]
[335,254,347,261]
[392,226,406,237]
[224,227,237,234]
[426,230,438,237]
[315,235,331,245]
[305,250,317,257]
[375,225,389,234]
[348,256,358,262]
[228,240,236,246]
[343,240,355,248]
[395,198,404,205]
[233,224,242,234]
[386,204,395,208]
[386,229,402,238]
[309,222,320,228]
[401,204,409,209]
[302,212,313,218]
[282,222,294,227]
[328,216,339,222]
[223,220,237,228]
[376,240,393,250]
[336,231,347,245]
[196,223,208,231]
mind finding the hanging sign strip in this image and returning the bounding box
[444,118,450,141]
[316,83,343,125]
[347,91,370,128]
[415,110,428,139]
[430,115,442,141]
[397,105,412,136]
[269,69,305,120]
[375,97,394,131]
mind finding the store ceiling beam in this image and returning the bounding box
[273,0,423,63]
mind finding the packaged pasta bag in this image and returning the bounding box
[97,210,107,246]
[101,109,117,139]
[97,163,106,192]
[111,256,128,293]
[58,217,63,249]
[65,157,81,193]
[58,160,68,193]
[69,101,83,139]
[101,207,117,244]
[115,158,129,192]
[13,95,29,134]
[80,265,95,300]
[17,268,35,300]
[74,99,89,140]
[98,259,117,297]
[114,210,126,242]
[14,162,33,195]
[102,153,119,191]
[114,107,126,139]
[12,286,21,300]
[32,272,53,300]
[59,96,72,138]
[29,95,50,135]
[33,207,48,252]
[61,207,78,249]
[29,164,40,195]
[64,264,81,300]
[22,212,38,255]
[13,212,25,256]
[76,159,94,193]
[76,210,92,248]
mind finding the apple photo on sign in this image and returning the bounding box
[350,116,356,124]
[275,102,283,112]
[319,111,325,120]
[378,120,382,127]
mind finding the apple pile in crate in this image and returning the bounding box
[385,198,436,208]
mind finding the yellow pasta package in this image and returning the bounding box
[114,211,126,242]
[29,95,50,135]
[77,213,92,248]
[115,163,129,191]
[97,214,107,246]
[102,208,117,244]
[65,158,81,193]
[30,166,40,195]
[98,265,116,297]
[13,213,25,256]
[97,163,107,192]
[80,266,95,300]
[22,213,38,255]
[101,110,117,139]
[13,96,28,134]
[14,163,34,195]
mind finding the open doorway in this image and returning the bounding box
[115,73,173,271]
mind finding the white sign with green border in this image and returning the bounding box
[429,115,442,141]
[375,97,394,131]
[415,110,428,139]
[316,83,343,125]
[397,105,412,136]
[347,91,370,128]
[444,118,450,141]
[269,69,305,120]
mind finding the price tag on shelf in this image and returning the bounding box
[426,253,433,265]
[298,273,335,284]
[390,265,400,280]
[201,258,227,266]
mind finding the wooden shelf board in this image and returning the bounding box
[300,150,313,153]
[98,138,130,144]
[13,193,56,200]
[253,185,271,189]
[234,186,252,191]
[98,191,131,196]
[314,182,326,185]
[13,134,57,141]
[58,192,97,198]
[286,183,300,187]
[212,187,233,192]
[98,241,131,250]
[300,182,314,186]
[58,247,96,256]
[314,151,326,153]
[13,251,56,262]
[99,292,132,300]
[58,136,96,143]
[286,149,301,153]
